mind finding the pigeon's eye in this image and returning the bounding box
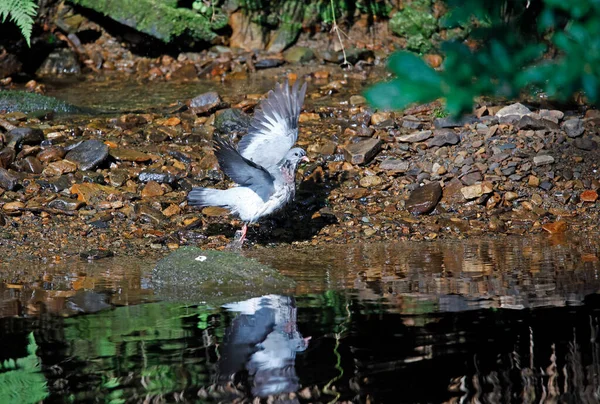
[294,152,299,156]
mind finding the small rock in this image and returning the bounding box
[162,204,181,217]
[0,148,15,168]
[495,103,532,118]
[379,158,409,172]
[539,109,564,122]
[36,175,71,192]
[405,182,442,215]
[396,130,432,143]
[109,169,130,187]
[516,115,559,131]
[14,156,43,174]
[6,127,44,148]
[109,148,152,162]
[3,201,24,211]
[187,91,223,114]
[370,112,392,126]
[37,146,66,163]
[574,137,598,151]
[138,171,176,184]
[0,168,18,190]
[202,206,229,217]
[533,154,555,166]
[460,182,493,200]
[505,191,519,201]
[141,181,164,198]
[343,138,382,165]
[283,47,315,63]
[460,171,483,186]
[542,221,567,234]
[213,108,250,133]
[43,160,78,176]
[70,183,119,204]
[47,198,84,211]
[170,63,197,80]
[427,129,460,147]
[37,48,81,76]
[580,190,598,202]
[562,118,584,138]
[433,115,477,129]
[254,58,285,69]
[350,95,367,106]
[359,175,383,187]
[528,175,540,187]
[65,140,109,171]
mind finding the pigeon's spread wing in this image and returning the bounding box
[238,80,307,168]
[214,137,276,202]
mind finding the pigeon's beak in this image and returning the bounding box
[301,156,309,163]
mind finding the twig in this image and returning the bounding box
[329,0,350,68]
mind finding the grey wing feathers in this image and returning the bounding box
[213,137,275,202]
[238,80,307,168]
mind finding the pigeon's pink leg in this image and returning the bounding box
[239,223,248,244]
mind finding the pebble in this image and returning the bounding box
[542,221,567,234]
[141,181,165,198]
[65,139,109,171]
[396,130,432,143]
[533,154,555,166]
[47,198,84,211]
[343,138,382,165]
[43,160,77,176]
[433,115,478,129]
[350,95,367,106]
[0,148,15,168]
[109,148,152,162]
[495,102,531,118]
[187,91,222,114]
[370,112,392,126]
[37,146,66,163]
[580,190,599,202]
[3,201,24,211]
[460,182,493,200]
[138,171,176,184]
[405,182,442,215]
[516,115,559,131]
[562,118,584,138]
[359,175,383,188]
[573,137,598,151]
[379,158,409,172]
[0,168,18,190]
[213,108,250,133]
[427,129,460,147]
[6,127,44,148]
[15,156,43,174]
[528,175,540,187]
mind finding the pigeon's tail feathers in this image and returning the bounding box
[187,187,225,208]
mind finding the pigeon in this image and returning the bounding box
[188,80,309,245]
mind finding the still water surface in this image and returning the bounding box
[1,234,600,403]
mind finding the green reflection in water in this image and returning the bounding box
[0,332,48,404]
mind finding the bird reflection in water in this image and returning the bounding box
[218,294,310,398]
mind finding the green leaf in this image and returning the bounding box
[0,0,38,46]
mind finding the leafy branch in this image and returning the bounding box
[0,0,38,46]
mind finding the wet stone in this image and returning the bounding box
[427,129,460,147]
[580,190,598,202]
[139,171,176,184]
[574,137,598,151]
[137,204,166,225]
[379,158,409,172]
[254,58,285,69]
[109,148,152,162]
[3,201,24,211]
[397,130,432,143]
[65,139,109,170]
[7,127,44,148]
[141,181,164,198]
[563,118,584,138]
[343,138,382,165]
[214,108,250,133]
[405,181,442,215]
[283,47,315,63]
[539,181,553,191]
[188,91,223,114]
[47,198,84,211]
[109,169,130,187]
[81,171,105,184]
[37,146,66,163]
[0,148,15,168]
[37,48,81,76]
[43,160,77,176]
[14,156,43,174]
[533,154,555,166]
[359,175,383,188]
[0,168,18,191]
[36,175,71,192]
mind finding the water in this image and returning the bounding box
[1,235,600,403]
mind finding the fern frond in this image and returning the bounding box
[0,0,38,47]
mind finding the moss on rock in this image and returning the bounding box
[0,90,81,114]
[152,246,296,303]
[68,0,228,42]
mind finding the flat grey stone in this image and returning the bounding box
[396,130,432,143]
[343,138,382,165]
[533,154,555,166]
[563,118,584,138]
[65,139,109,171]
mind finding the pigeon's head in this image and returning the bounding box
[284,147,309,167]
